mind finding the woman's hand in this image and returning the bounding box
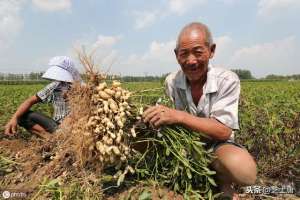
[4,118,18,136]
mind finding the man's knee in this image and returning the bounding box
[213,144,257,186]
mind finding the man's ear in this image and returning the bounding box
[174,48,180,62]
[174,48,178,56]
[209,44,216,59]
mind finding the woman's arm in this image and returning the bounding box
[4,95,41,135]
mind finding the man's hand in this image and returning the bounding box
[4,118,18,136]
[143,105,182,127]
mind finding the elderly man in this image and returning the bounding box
[143,22,257,199]
[4,56,82,139]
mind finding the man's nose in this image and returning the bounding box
[186,54,197,65]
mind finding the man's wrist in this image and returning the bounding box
[174,110,185,124]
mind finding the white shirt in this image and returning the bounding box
[165,65,240,140]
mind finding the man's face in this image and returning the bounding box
[175,30,215,83]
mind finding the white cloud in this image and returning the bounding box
[132,0,207,30]
[73,34,121,52]
[229,36,298,77]
[211,35,299,77]
[132,0,240,30]
[0,0,24,51]
[32,0,72,12]
[217,0,239,5]
[72,34,122,73]
[258,0,300,17]
[133,10,159,30]
[212,35,234,65]
[118,40,177,75]
[168,0,207,15]
[93,35,122,48]
[145,40,176,62]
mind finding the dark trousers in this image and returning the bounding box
[18,111,58,133]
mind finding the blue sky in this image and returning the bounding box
[0,0,299,78]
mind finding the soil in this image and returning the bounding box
[106,184,184,200]
[3,138,186,199]
[1,137,299,199]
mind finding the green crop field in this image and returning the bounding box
[1,81,299,173]
[0,81,299,199]
[0,84,52,132]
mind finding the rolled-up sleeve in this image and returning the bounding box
[36,81,60,103]
[164,74,175,102]
[210,78,240,130]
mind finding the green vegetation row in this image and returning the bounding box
[0,80,51,85]
[0,79,298,86]
[1,70,300,83]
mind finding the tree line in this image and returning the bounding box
[230,69,300,80]
[0,72,44,81]
[0,70,299,81]
[0,72,166,82]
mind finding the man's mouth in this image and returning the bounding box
[184,64,200,72]
[186,67,200,73]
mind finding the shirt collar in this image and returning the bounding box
[174,64,218,94]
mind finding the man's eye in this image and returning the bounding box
[194,51,203,56]
[179,52,188,57]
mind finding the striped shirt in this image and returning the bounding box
[165,65,240,140]
[36,81,71,123]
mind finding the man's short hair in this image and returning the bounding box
[176,22,213,49]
